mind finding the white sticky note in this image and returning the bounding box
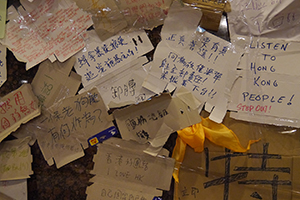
[0,0,93,70]
[74,29,154,87]
[228,0,300,43]
[229,37,300,127]
[0,179,27,200]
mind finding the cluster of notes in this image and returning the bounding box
[1,0,300,199]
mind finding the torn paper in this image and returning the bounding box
[80,56,155,109]
[31,56,81,109]
[35,88,114,168]
[0,138,33,181]
[144,1,240,123]
[113,0,173,31]
[0,0,93,70]
[87,138,175,200]
[73,0,128,41]
[228,0,300,43]
[229,38,300,127]
[113,93,201,155]
[0,44,6,87]
[0,179,27,200]
[0,0,7,39]
[0,84,41,143]
[74,29,154,87]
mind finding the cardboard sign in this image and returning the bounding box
[0,84,41,142]
[35,88,114,168]
[1,0,93,70]
[0,138,33,181]
[31,57,81,108]
[174,112,300,200]
[0,44,6,87]
[74,30,153,87]
[87,138,175,200]
[229,38,300,127]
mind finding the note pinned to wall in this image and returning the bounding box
[86,138,175,200]
[0,84,41,143]
[229,38,300,127]
[0,0,93,70]
[228,0,300,43]
[35,88,114,168]
[31,57,81,109]
[74,30,154,88]
[113,93,201,155]
[144,1,240,123]
[0,0,7,39]
[0,44,6,87]
[0,137,33,181]
[79,56,155,109]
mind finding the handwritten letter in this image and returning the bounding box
[1,0,93,69]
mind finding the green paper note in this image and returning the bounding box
[0,0,7,39]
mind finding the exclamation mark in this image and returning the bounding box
[132,38,138,53]
[269,106,271,112]
[287,94,295,105]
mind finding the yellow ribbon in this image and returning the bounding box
[172,117,260,183]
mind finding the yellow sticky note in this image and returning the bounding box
[0,0,7,39]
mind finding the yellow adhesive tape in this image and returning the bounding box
[0,0,7,39]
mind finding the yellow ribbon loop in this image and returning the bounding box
[172,117,260,182]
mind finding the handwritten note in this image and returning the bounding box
[0,0,93,70]
[87,138,175,200]
[228,0,300,42]
[0,44,6,87]
[74,30,153,87]
[113,93,201,155]
[35,88,113,168]
[0,138,33,181]
[0,84,40,143]
[229,38,300,127]
[31,57,81,109]
[144,1,240,122]
[80,56,155,109]
[0,0,7,39]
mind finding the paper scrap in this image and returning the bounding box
[31,56,81,109]
[113,93,201,155]
[80,56,155,109]
[113,0,173,31]
[144,1,240,123]
[86,138,175,200]
[35,88,114,168]
[0,138,33,181]
[74,29,154,87]
[0,0,7,39]
[228,0,300,43]
[74,0,128,41]
[0,84,41,143]
[0,0,93,70]
[0,44,6,87]
[0,179,27,200]
[229,37,300,127]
